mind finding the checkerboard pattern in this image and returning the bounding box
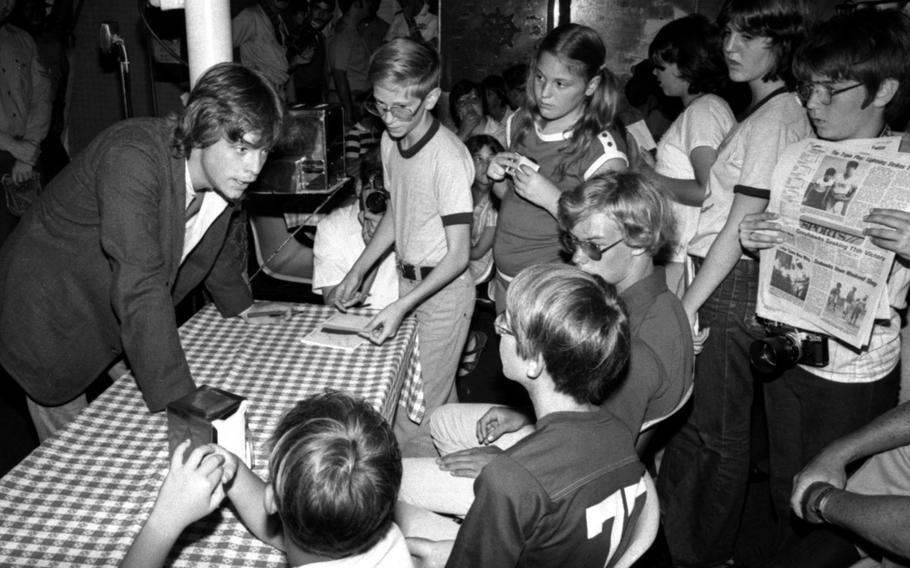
[0,305,422,566]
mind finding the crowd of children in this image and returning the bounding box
[124,1,910,566]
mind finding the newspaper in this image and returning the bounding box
[756,136,908,348]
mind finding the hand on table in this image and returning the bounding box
[436,446,502,479]
[332,270,366,312]
[206,443,240,486]
[475,406,531,445]
[361,301,406,344]
[154,441,227,529]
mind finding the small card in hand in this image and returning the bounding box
[166,385,251,465]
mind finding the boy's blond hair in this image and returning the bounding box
[368,38,440,99]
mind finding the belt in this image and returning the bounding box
[398,261,434,281]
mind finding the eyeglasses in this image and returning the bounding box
[494,312,513,337]
[559,232,625,261]
[796,82,864,107]
[364,96,424,121]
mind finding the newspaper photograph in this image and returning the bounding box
[755,137,908,348]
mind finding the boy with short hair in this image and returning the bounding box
[739,8,910,563]
[123,391,411,567]
[401,264,647,568]
[333,38,475,445]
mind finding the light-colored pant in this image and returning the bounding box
[26,394,88,442]
[396,403,536,539]
[393,272,474,446]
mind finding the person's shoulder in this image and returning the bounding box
[1,23,36,48]
[688,94,735,121]
[322,200,360,225]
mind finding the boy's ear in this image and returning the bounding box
[526,353,545,379]
[423,87,443,111]
[873,78,900,108]
[584,75,602,97]
[264,483,279,515]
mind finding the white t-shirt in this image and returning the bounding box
[688,91,811,259]
[312,202,399,309]
[767,137,910,383]
[297,523,414,568]
[655,94,735,262]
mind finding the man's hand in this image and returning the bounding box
[739,211,784,253]
[790,450,849,520]
[362,301,406,344]
[11,160,35,184]
[436,446,502,479]
[475,406,531,444]
[156,441,227,529]
[407,537,455,568]
[864,208,910,260]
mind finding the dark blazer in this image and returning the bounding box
[0,118,253,411]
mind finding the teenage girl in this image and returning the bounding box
[647,14,737,297]
[656,1,812,566]
[486,23,629,311]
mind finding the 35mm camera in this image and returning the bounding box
[750,319,829,374]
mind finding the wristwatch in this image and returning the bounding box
[802,481,838,524]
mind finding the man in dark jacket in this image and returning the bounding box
[0,62,283,440]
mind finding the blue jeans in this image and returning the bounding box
[764,363,899,557]
[658,258,764,567]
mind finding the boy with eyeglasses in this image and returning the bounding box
[333,38,475,448]
[739,8,910,564]
[400,264,647,568]
[419,172,692,475]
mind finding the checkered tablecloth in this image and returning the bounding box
[0,304,423,567]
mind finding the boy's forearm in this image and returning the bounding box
[226,462,285,550]
[350,214,395,279]
[683,194,767,317]
[121,507,184,568]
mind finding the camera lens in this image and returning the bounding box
[750,334,801,374]
[363,189,389,215]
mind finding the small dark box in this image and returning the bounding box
[166,385,250,463]
[252,103,346,194]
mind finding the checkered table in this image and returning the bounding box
[0,304,423,566]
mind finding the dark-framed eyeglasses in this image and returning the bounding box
[796,82,864,107]
[559,231,625,261]
[364,96,424,121]
[494,312,513,337]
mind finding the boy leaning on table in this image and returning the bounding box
[121,391,413,568]
[331,38,475,448]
